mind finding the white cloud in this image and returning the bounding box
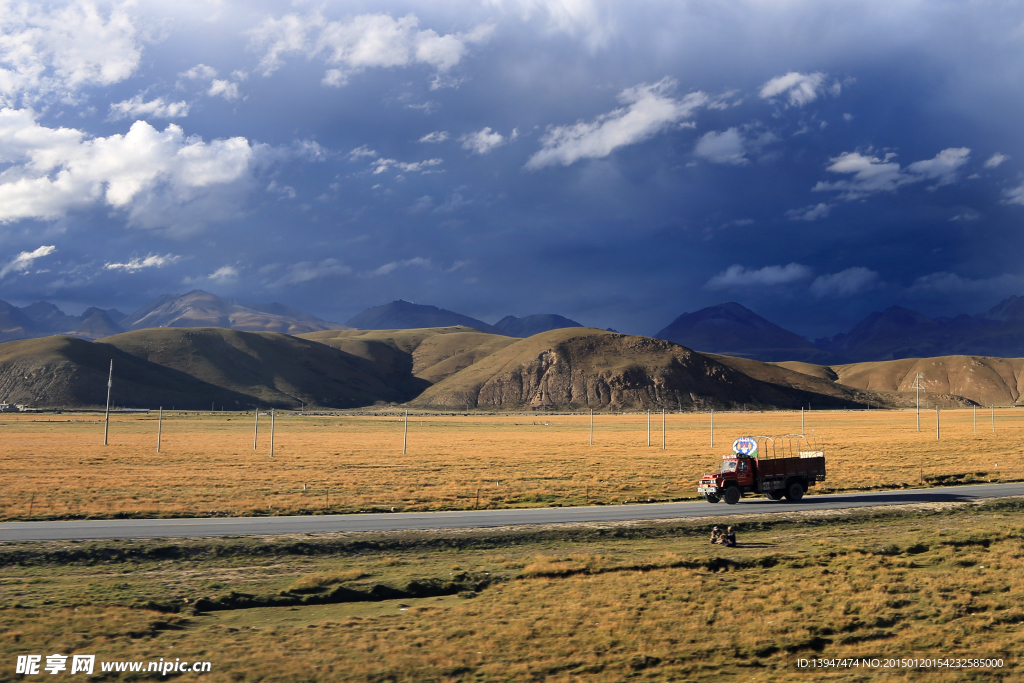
[461,127,506,154]
[905,147,972,184]
[271,258,351,286]
[370,157,442,174]
[1003,183,1024,206]
[810,267,879,298]
[526,78,708,170]
[0,244,55,278]
[694,128,746,165]
[418,131,449,143]
[249,12,493,87]
[0,108,255,231]
[370,256,433,276]
[180,64,243,101]
[109,95,190,120]
[181,64,217,82]
[984,153,1009,169]
[347,145,378,160]
[0,1,141,106]
[104,253,180,272]
[812,148,971,200]
[785,203,831,221]
[209,265,239,283]
[208,80,240,101]
[759,71,836,107]
[704,263,812,290]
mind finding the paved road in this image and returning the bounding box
[2,482,1023,543]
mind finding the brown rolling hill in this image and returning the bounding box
[409,327,890,410]
[0,335,257,409]
[773,356,1022,407]
[99,327,407,409]
[299,326,518,392]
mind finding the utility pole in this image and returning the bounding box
[911,373,926,432]
[647,409,651,447]
[992,405,995,433]
[103,360,112,445]
[590,408,593,445]
[662,407,666,450]
[710,408,714,448]
[403,409,408,454]
[270,408,275,457]
[801,406,805,433]
[253,409,259,450]
[974,404,977,435]
[936,405,940,440]
[157,407,162,453]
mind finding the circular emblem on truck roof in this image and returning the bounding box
[732,436,758,456]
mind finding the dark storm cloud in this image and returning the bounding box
[1,1,1024,337]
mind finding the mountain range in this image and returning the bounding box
[5,289,1024,365]
[0,290,348,342]
[654,297,1024,363]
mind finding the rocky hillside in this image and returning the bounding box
[411,328,887,410]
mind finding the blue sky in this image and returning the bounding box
[2,0,1024,338]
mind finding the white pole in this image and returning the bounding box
[647,409,651,447]
[936,405,940,440]
[916,382,920,432]
[403,409,408,454]
[103,360,113,445]
[992,405,995,433]
[662,407,666,450]
[710,408,714,448]
[801,406,805,433]
[590,409,593,445]
[157,407,162,453]
[253,409,259,450]
[270,408,275,458]
[974,405,977,435]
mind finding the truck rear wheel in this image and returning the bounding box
[784,481,805,502]
[723,486,741,505]
[766,491,784,501]
[704,493,721,503]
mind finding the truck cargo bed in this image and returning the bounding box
[756,456,826,485]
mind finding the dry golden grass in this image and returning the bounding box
[2,407,1022,520]
[3,503,1022,681]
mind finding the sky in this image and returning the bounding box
[2,0,1024,339]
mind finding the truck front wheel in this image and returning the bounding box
[723,486,741,505]
[704,493,721,503]
[784,481,805,502]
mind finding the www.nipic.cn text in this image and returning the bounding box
[15,654,212,676]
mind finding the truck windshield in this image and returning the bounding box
[721,460,738,472]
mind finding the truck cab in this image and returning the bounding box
[698,435,826,505]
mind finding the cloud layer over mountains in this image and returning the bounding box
[1,1,1024,340]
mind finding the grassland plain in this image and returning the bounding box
[2,408,1023,521]
[1,500,1022,681]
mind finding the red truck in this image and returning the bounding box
[697,435,826,505]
